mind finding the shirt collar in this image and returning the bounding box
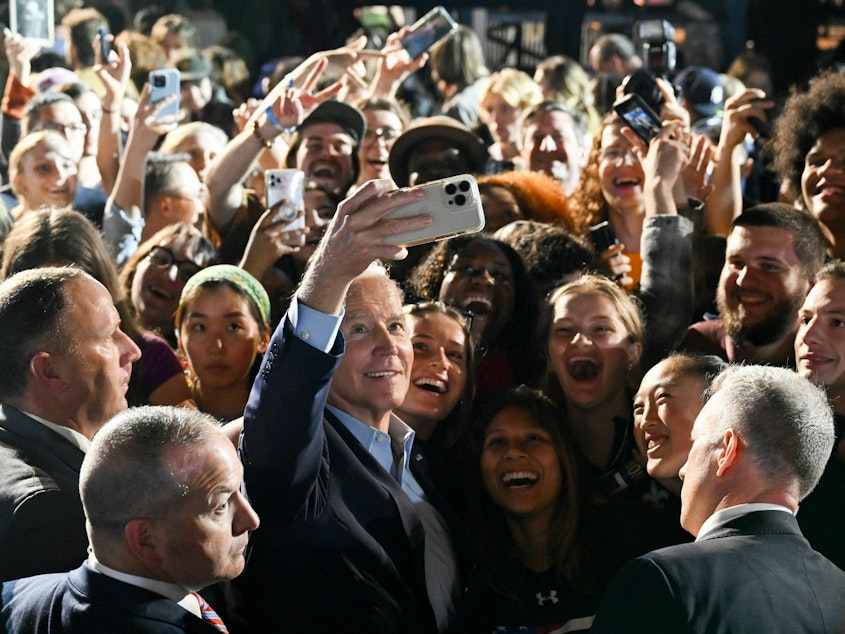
[695,502,793,541]
[19,409,91,452]
[87,551,200,617]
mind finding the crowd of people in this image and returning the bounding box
[0,3,844,633]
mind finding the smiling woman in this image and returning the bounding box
[467,385,597,632]
[8,131,78,218]
[406,234,539,403]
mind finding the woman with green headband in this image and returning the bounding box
[175,264,271,423]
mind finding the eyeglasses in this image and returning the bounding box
[33,121,88,136]
[446,262,513,286]
[147,245,202,282]
[599,146,639,164]
[363,127,401,144]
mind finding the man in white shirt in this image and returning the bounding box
[1,405,260,632]
[591,364,845,633]
[0,267,140,580]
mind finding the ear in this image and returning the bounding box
[30,352,69,395]
[12,171,26,199]
[124,518,163,570]
[627,341,643,366]
[257,330,270,354]
[715,428,740,477]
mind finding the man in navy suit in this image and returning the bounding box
[1,405,260,632]
[591,365,845,633]
[0,267,141,580]
[236,179,480,632]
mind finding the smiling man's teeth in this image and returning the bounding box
[366,371,397,378]
[415,377,446,393]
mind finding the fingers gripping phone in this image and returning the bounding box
[265,169,305,231]
[148,69,180,118]
[613,93,663,144]
[382,174,485,247]
[400,6,459,60]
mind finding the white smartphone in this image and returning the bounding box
[382,174,485,247]
[148,69,180,118]
[265,168,305,231]
[400,6,458,60]
[10,0,54,44]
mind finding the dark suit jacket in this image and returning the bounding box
[0,405,89,581]
[236,319,480,633]
[591,510,845,633]
[1,564,223,633]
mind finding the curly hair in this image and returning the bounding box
[405,234,537,375]
[477,170,583,234]
[772,69,845,205]
[571,111,620,229]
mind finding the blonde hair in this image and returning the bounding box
[479,68,543,111]
[159,121,228,154]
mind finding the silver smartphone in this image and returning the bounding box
[148,69,180,118]
[400,6,458,60]
[265,168,305,231]
[382,174,485,247]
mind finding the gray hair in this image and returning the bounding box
[706,365,834,499]
[80,406,220,542]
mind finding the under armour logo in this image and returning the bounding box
[536,590,559,606]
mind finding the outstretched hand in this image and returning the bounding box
[298,180,432,314]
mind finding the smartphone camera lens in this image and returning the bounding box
[445,183,457,195]
[454,194,467,206]
[458,180,470,192]
[153,75,166,88]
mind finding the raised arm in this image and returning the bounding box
[93,35,131,195]
[240,179,431,522]
[204,58,343,234]
[707,88,772,235]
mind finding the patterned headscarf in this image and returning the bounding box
[179,264,271,326]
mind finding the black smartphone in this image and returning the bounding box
[747,97,781,139]
[589,221,619,253]
[98,25,109,60]
[613,93,663,144]
[400,6,458,60]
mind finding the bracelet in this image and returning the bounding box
[265,107,296,136]
[102,107,120,114]
[252,119,275,149]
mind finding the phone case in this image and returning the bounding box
[613,93,662,144]
[265,169,305,230]
[98,26,109,60]
[148,69,180,118]
[589,221,619,253]
[382,174,485,247]
[400,6,458,60]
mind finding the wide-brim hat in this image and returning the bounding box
[388,115,488,187]
[299,101,367,144]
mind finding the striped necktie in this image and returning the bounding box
[191,592,229,633]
